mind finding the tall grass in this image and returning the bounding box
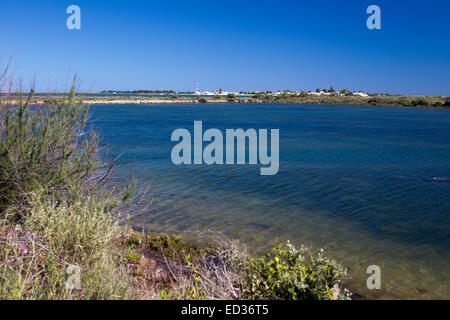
[0,195,135,299]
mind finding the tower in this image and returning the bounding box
[195,80,200,95]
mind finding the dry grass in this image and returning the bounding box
[118,231,249,300]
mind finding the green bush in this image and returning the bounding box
[0,88,101,217]
[246,241,350,300]
[368,97,382,105]
[198,98,207,104]
[412,97,430,106]
[226,93,236,102]
[276,93,291,100]
[144,233,216,261]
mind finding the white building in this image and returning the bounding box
[308,91,332,96]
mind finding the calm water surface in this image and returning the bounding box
[90,103,450,299]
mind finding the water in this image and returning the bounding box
[90,103,450,299]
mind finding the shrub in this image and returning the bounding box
[276,93,291,100]
[246,241,350,300]
[0,88,102,217]
[411,97,430,106]
[368,97,382,105]
[198,98,207,104]
[144,233,216,261]
[226,93,236,102]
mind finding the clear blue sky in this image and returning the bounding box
[1,0,449,95]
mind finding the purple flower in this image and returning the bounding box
[15,227,22,232]
[20,241,26,247]
[7,230,13,235]
[126,263,135,268]
[20,247,27,254]
[3,259,10,265]
[25,231,31,237]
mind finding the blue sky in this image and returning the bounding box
[1,0,449,95]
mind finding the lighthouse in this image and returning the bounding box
[195,80,200,95]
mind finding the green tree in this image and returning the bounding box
[226,93,236,102]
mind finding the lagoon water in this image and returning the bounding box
[90,103,450,299]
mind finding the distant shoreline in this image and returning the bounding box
[2,94,449,108]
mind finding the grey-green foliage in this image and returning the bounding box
[0,88,101,216]
[226,93,236,102]
[246,241,351,300]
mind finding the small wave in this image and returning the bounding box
[430,177,450,182]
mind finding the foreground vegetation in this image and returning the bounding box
[0,82,351,299]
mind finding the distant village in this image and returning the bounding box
[194,88,369,97]
[101,87,370,97]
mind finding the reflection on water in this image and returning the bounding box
[90,103,450,299]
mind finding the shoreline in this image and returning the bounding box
[3,94,448,109]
